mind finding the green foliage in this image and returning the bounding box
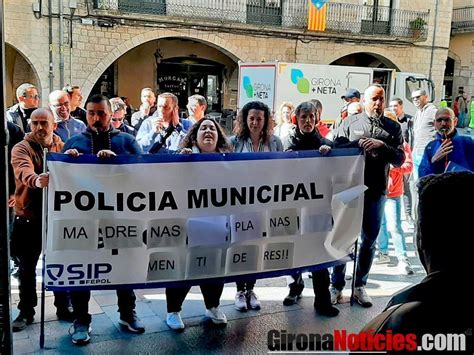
[410,17,427,30]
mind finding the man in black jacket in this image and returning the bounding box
[359,172,473,354]
[331,85,405,308]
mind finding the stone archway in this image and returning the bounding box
[81,29,245,100]
[329,51,400,70]
[5,43,44,106]
[445,50,464,103]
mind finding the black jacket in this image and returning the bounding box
[398,113,413,148]
[7,121,24,195]
[360,271,473,354]
[282,126,333,151]
[333,112,404,196]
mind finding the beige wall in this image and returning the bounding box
[449,33,474,95]
[4,0,452,110]
[117,42,156,108]
[453,0,474,7]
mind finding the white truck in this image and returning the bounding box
[237,61,434,125]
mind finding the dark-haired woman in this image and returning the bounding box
[230,101,283,312]
[165,118,232,331]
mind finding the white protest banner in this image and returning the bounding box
[44,149,365,290]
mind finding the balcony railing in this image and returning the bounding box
[93,0,429,41]
[452,7,474,34]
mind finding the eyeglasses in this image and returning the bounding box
[51,102,70,108]
[435,117,453,123]
[411,96,421,100]
[24,94,40,100]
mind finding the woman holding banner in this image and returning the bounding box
[230,101,283,312]
[165,118,232,331]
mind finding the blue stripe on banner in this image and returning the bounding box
[47,148,362,165]
[45,255,353,291]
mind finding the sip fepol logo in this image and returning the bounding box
[46,263,112,286]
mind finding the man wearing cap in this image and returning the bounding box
[49,90,86,143]
[334,88,361,129]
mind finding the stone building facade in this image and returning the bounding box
[448,0,474,102]
[4,0,453,111]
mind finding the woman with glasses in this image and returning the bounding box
[230,101,283,312]
[165,118,232,331]
[109,97,136,136]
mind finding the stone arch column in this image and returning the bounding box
[447,49,467,98]
[81,29,247,99]
[326,48,402,71]
[5,41,47,105]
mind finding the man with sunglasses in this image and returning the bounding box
[110,97,136,136]
[6,83,40,132]
[419,107,474,176]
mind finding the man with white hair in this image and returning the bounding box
[6,83,40,132]
[49,90,86,142]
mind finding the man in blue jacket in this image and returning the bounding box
[419,107,474,177]
[62,95,144,345]
[49,90,86,143]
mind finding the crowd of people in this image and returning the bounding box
[6,81,474,346]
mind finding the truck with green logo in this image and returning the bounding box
[237,62,433,126]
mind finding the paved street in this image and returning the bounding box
[11,220,425,354]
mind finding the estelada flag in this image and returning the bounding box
[308,0,328,32]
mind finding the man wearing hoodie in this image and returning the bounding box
[10,108,73,331]
[62,95,144,345]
